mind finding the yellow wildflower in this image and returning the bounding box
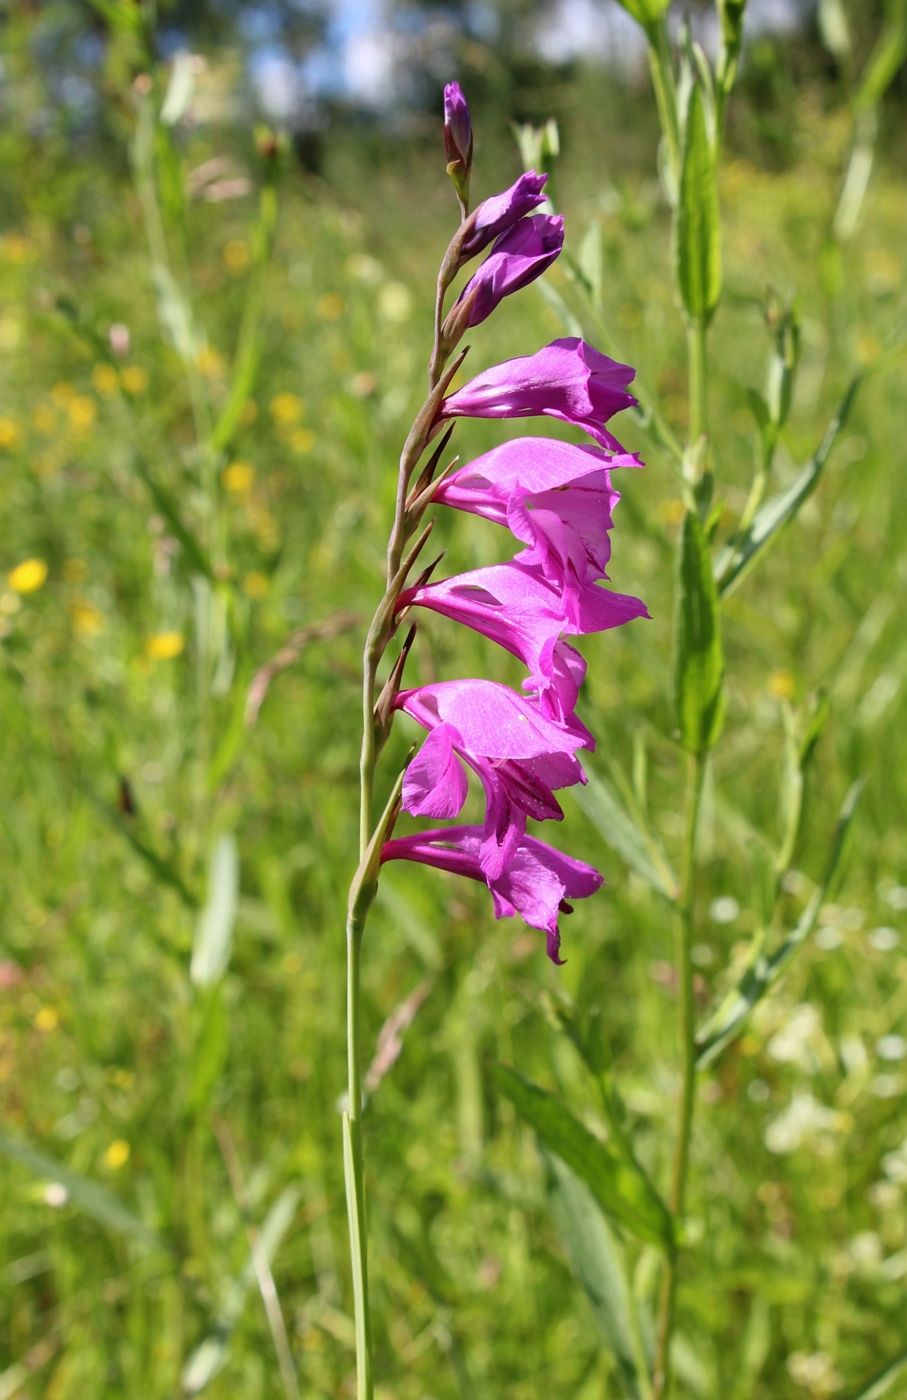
[34,1006,60,1033]
[8,559,48,594]
[71,601,105,637]
[145,631,185,660]
[196,346,224,379]
[769,670,795,700]
[222,238,250,273]
[121,365,149,395]
[67,395,97,433]
[222,460,254,494]
[92,364,120,396]
[290,428,315,455]
[269,392,303,425]
[242,570,269,599]
[32,403,57,434]
[316,292,343,321]
[659,499,686,527]
[0,418,21,450]
[1,234,32,264]
[103,1140,131,1171]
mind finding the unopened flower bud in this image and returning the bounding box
[443,82,473,207]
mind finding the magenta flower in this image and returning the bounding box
[459,172,549,258]
[435,435,641,591]
[395,679,590,877]
[400,557,648,679]
[441,338,638,452]
[443,82,473,192]
[382,825,603,964]
[444,216,565,340]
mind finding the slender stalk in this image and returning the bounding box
[652,750,707,1400]
[342,216,464,1397]
[647,20,681,191]
[344,905,372,1400]
[686,318,708,445]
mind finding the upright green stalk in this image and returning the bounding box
[652,750,706,1400]
[686,319,708,446]
[341,230,464,1397]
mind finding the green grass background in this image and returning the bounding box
[1,29,907,1400]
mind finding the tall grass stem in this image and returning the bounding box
[652,749,707,1399]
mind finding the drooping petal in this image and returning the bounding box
[382,825,603,963]
[396,680,589,879]
[441,338,638,452]
[402,722,469,818]
[401,559,648,680]
[396,677,590,760]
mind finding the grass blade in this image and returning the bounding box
[675,82,721,323]
[545,1153,648,1399]
[674,509,725,755]
[181,1186,300,1394]
[493,1065,673,1250]
[716,378,861,597]
[696,780,862,1066]
[845,1348,907,1400]
[570,768,678,901]
[0,1129,161,1249]
[191,834,239,987]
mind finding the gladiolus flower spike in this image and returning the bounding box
[344,84,648,1395]
[377,84,649,965]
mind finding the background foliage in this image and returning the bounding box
[1,3,906,1396]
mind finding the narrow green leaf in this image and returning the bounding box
[569,769,678,901]
[492,1065,673,1250]
[181,1186,300,1393]
[856,7,907,111]
[0,1129,161,1249]
[534,276,583,337]
[674,510,725,754]
[577,221,604,309]
[696,780,862,1066]
[211,182,280,455]
[131,450,216,582]
[716,378,861,597]
[191,835,239,987]
[545,1154,645,1398]
[151,261,198,365]
[613,0,671,32]
[675,83,721,323]
[160,50,196,126]
[844,1347,907,1400]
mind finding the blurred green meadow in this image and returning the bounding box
[2,9,907,1398]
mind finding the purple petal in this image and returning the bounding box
[403,722,469,818]
[460,172,548,257]
[442,337,638,451]
[396,677,588,760]
[447,216,564,334]
[382,825,603,963]
[443,82,473,172]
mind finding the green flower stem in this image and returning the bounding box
[687,318,708,446]
[652,749,707,1400]
[342,220,466,1398]
[344,902,373,1400]
[646,21,681,190]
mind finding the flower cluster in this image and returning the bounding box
[382,84,647,963]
